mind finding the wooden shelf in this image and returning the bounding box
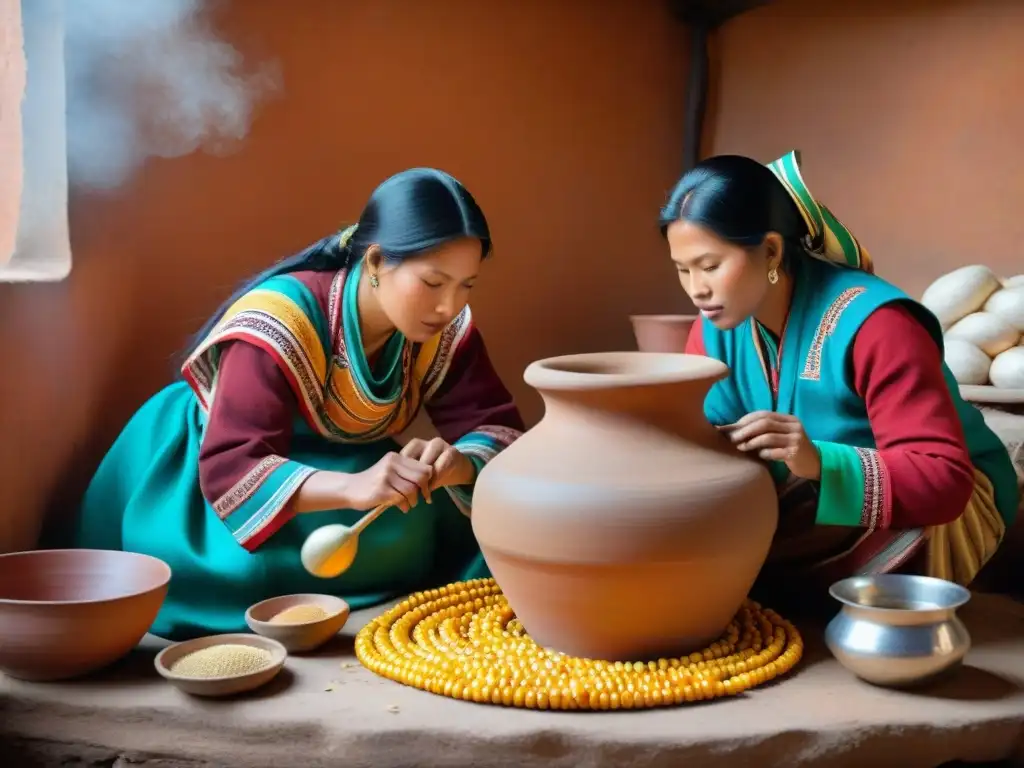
[960,385,1024,405]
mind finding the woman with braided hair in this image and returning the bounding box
[75,168,524,640]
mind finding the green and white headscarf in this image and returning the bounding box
[338,224,358,248]
[766,150,874,274]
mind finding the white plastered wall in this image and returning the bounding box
[1,0,70,282]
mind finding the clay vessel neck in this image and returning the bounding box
[524,352,726,441]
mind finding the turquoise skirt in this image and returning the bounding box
[74,381,488,641]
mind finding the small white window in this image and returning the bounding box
[1,0,71,282]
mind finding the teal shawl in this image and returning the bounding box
[701,254,1018,531]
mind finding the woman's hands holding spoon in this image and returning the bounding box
[337,438,474,513]
[338,452,434,513]
[294,438,475,518]
[400,437,476,492]
[299,439,473,577]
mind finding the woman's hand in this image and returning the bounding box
[720,411,821,481]
[338,452,434,513]
[401,437,476,492]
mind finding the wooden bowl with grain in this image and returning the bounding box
[245,593,350,653]
[155,633,287,697]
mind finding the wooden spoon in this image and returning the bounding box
[300,504,389,579]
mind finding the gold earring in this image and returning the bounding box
[369,273,379,289]
[768,267,779,285]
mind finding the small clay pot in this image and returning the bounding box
[472,352,779,661]
[0,549,170,681]
[630,314,698,353]
[245,594,350,653]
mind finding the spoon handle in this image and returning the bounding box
[349,503,390,536]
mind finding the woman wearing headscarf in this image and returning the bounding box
[659,151,1017,589]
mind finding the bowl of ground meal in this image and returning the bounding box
[245,594,350,653]
[0,549,170,681]
[155,634,287,697]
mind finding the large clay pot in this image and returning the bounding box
[471,352,778,661]
[630,314,698,353]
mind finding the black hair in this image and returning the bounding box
[183,167,491,361]
[659,154,809,268]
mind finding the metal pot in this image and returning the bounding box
[825,573,972,688]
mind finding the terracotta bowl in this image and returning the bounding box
[155,633,287,697]
[245,594,350,653]
[629,314,698,353]
[0,548,171,681]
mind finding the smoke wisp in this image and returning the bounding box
[63,0,281,191]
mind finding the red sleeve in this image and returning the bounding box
[424,325,525,442]
[685,314,707,356]
[422,323,525,513]
[198,341,304,551]
[851,303,975,528]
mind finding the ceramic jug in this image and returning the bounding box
[471,351,779,661]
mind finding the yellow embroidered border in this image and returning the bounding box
[800,287,866,381]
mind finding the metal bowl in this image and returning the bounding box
[824,574,972,688]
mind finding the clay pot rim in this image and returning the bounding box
[629,314,700,323]
[0,548,171,606]
[525,351,727,391]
